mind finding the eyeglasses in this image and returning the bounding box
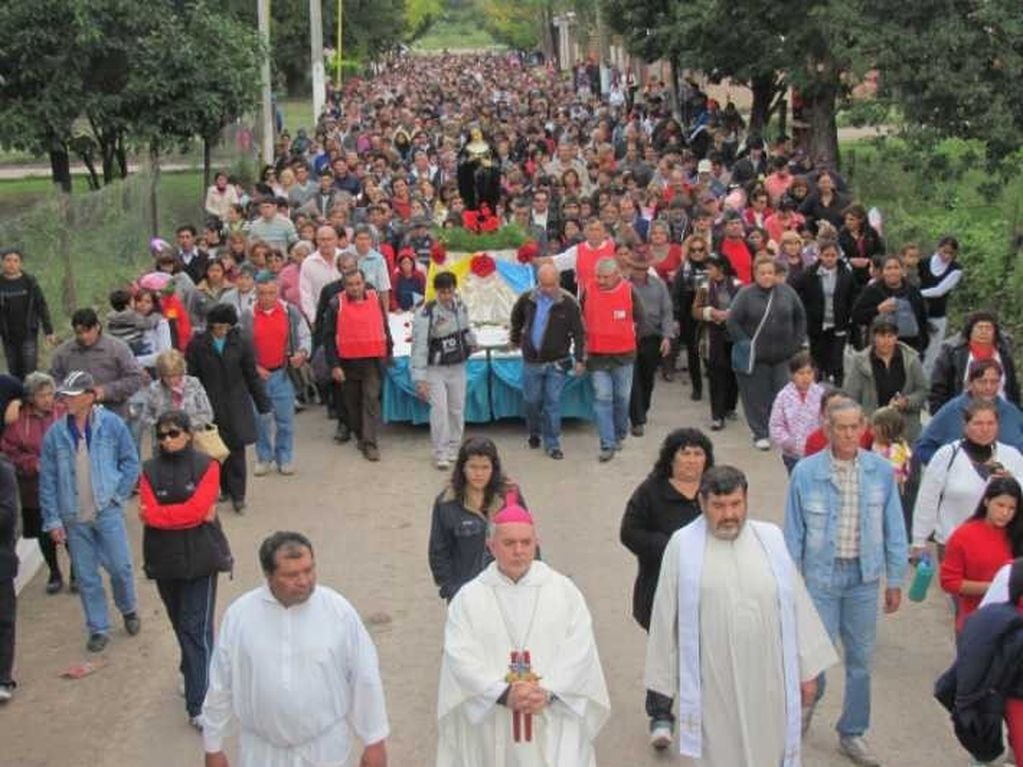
[157,429,183,441]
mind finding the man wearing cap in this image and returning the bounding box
[582,258,645,462]
[240,274,311,477]
[39,371,142,653]
[627,251,675,437]
[50,307,146,419]
[248,197,299,253]
[436,495,610,766]
[342,224,391,310]
[695,158,726,199]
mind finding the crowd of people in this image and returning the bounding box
[0,50,1021,767]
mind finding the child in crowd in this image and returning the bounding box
[769,351,825,473]
[871,406,912,491]
[106,289,160,356]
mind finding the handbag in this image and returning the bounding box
[193,424,230,463]
[731,288,775,375]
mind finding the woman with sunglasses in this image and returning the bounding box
[139,410,231,729]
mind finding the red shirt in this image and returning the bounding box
[941,519,1014,632]
[720,238,752,284]
[252,302,289,370]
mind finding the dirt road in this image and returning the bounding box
[2,376,962,766]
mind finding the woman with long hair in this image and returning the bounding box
[427,437,522,601]
[940,475,1023,632]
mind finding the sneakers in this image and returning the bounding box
[598,449,615,463]
[253,461,271,476]
[527,435,541,449]
[435,458,451,471]
[649,720,673,750]
[547,448,564,460]
[86,633,109,653]
[0,682,14,702]
[838,735,882,767]
[710,418,724,431]
[630,424,644,437]
[279,463,296,476]
[45,572,63,595]
[754,438,771,451]
[124,612,142,636]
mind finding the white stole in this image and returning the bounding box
[676,517,802,766]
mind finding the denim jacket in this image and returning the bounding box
[39,406,140,530]
[783,448,908,592]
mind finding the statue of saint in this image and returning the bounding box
[457,126,500,213]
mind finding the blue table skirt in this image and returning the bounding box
[382,356,593,424]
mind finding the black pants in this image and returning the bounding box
[332,381,350,427]
[810,329,846,386]
[221,446,247,503]
[645,689,674,725]
[2,336,37,381]
[0,577,13,685]
[707,358,739,421]
[681,322,703,396]
[38,533,73,580]
[156,575,217,717]
[341,365,382,448]
[630,335,663,426]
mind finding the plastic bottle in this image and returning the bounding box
[908,553,934,602]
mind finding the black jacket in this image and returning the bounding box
[509,287,585,364]
[794,261,856,336]
[851,280,929,353]
[620,474,701,630]
[799,192,848,235]
[838,226,885,286]
[935,602,1023,762]
[186,328,270,449]
[929,334,1021,413]
[428,485,526,601]
[0,456,18,580]
[0,272,54,340]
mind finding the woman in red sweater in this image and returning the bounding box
[941,474,1023,633]
[139,409,231,728]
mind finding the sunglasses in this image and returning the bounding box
[157,429,184,441]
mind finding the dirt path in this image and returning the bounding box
[2,377,961,766]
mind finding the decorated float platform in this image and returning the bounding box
[382,228,592,424]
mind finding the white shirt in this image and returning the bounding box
[202,585,389,767]
[299,250,342,323]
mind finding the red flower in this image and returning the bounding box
[464,207,500,234]
[431,242,447,265]
[517,240,540,264]
[470,253,497,278]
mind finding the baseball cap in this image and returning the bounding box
[57,371,96,397]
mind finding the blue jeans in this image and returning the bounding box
[522,361,568,451]
[255,369,295,467]
[65,506,137,636]
[591,363,633,450]
[809,558,879,737]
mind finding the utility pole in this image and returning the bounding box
[310,0,326,120]
[335,0,343,90]
[258,0,274,166]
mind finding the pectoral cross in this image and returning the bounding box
[505,650,541,742]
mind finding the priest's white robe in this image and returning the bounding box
[644,521,837,767]
[436,561,611,767]
[202,585,390,767]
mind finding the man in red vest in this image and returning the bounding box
[551,218,616,296]
[582,257,645,462]
[323,270,392,462]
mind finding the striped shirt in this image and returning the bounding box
[832,454,860,558]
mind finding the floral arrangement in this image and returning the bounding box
[470,253,497,278]
[517,240,540,264]
[462,203,501,234]
[430,241,447,265]
[437,222,529,254]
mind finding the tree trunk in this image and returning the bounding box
[203,136,212,202]
[805,81,840,170]
[115,133,128,179]
[49,144,72,193]
[149,142,161,237]
[667,52,681,121]
[748,73,775,138]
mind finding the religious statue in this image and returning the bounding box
[457,126,501,213]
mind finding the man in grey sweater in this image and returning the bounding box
[411,272,476,470]
[50,308,146,419]
[627,251,676,436]
[726,258,807,449]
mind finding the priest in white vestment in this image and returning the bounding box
[644,466,837,766]
[436,496,610,766]
[202,532,390,767]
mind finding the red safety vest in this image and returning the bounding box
[576,239,615,291]
[584,279,636,354]
[336,290,386,359]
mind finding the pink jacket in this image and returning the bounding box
[769,382,824,457]
[278,263,302,310]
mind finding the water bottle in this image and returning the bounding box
[908,553,934,602]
